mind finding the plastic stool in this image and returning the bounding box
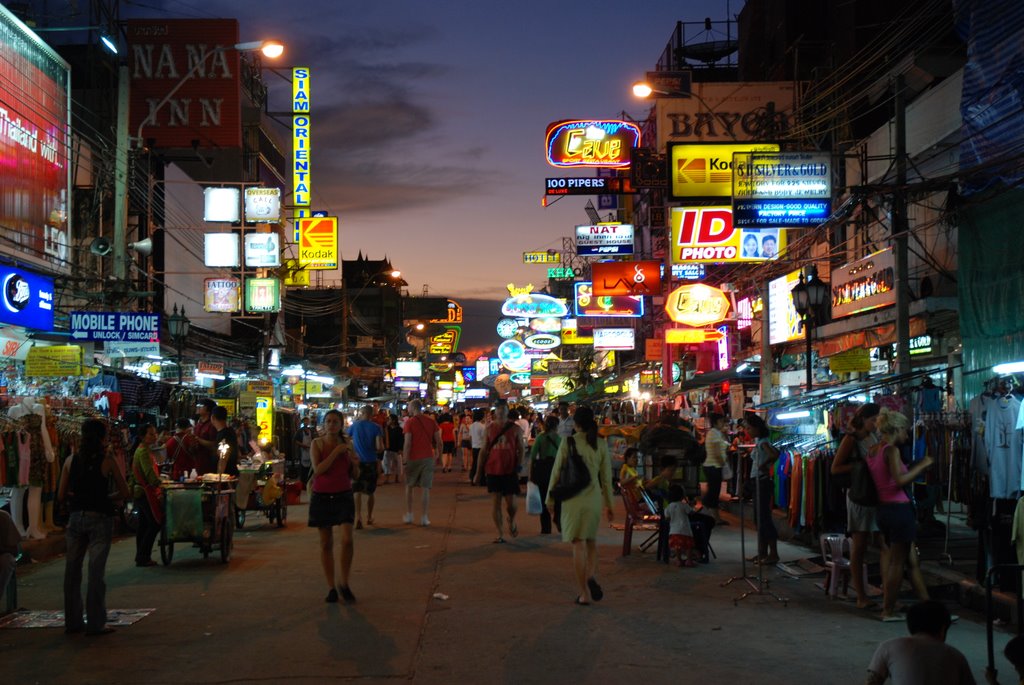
[820,533,867,599]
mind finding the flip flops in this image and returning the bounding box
[509,521,518,538]
[587,578,604,601]
[575,596,590,606]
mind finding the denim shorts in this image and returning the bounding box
[877,502,916,544]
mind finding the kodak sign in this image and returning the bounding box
[669,206,786,264]
[668,142,779,198]
[298,216,338,270]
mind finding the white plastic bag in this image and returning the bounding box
[722,462,734,481]
[526,481,543,515]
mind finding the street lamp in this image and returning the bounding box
[790,266,829,392]
[167,304,191,386]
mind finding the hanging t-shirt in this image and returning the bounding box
[983,394,1021,498]
[969,394,990,477]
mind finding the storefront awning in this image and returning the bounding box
[677,365,760,391]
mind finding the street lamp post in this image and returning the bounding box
[167,304,191,386]
[790,266,829,392]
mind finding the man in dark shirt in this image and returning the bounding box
[211,406,239,476]
[193,399,218,474]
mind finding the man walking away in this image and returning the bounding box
[348,406,383,529]
[402,399,441,526]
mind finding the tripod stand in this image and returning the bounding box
[720,445,788,606]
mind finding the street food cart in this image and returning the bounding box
[158,475,236,565]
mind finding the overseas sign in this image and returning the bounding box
[70,312,160,342]
[575,223,634,256]
[545,120,641,168]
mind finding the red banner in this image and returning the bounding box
[127,19,242,150]
[592,260,663,297]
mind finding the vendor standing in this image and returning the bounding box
[192,399,218,474]
[211,406,240,476]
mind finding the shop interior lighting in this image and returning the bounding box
[100,34,118,54]
[281,365,305,377]
[305,374,335,385]
[776,410,811,420]
[993,361,1024,374]
[736,363,749,373]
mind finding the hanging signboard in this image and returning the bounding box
[204,187,241,222]
[732,151,832,228]
[244,233,281,267]
[545,120,641,168]
[656,81,797,148]
[561,319,593,345]
[665,328,725,344]
[70,311,160,342]
[429,299,463,324]
[575,223,634,256]
[668,142,780,199]
[768,269,804,345]
[523,251,561,264]
[830,247,896,319]
[297,216,337,270]
[593,328,635,351]
[497,339,530,371]
[255,396,273,443]
[204,233,240,267]
[243,187,281,223]
[669,206,785,263]
[664,284,731,327]
[204,277,241,313]
[25,345,82,377]
[592,260,662,297]
[544,176,634,196]
[573,282,644,318]
[245,278,281,313]
[829,348,872,373]
[0,266,54,331]
[501,293,569,319]
[428,325,461,356]
[645,338,664,361]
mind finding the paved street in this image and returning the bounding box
[2,472,1011,684]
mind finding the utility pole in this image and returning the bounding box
[893,75,911,376]
[112,63,130,286]
[759,281,773,406]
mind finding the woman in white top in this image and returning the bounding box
[701,413,730,524]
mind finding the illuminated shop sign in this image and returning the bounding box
[509,372,531,385]
[575,223,634,256]
[768,270,806,345]
[524,333,561,350]
[664,284,731,327]
[297,216,337,269]
[732,152,832,228]
[496,318,520,339]
[668,142,780,199]
[669,206,785,263]
[831,248,895,319]
[665,328,724,344]
[0,6,71,273]
[891,335,934,357]
[0,265,54,331]
[204,277,241,313]
[716,325,730,370]
[291,66,311,239]
[204,187,241,222]
[501,293,569,319]
[547,267,575,280]
[489,357,502,376]
[244,233,281,268]
[544,176,634,195]
[429,300,464,324]
[593,328,635,351]
[429,326,461,356]
[476,358,490,380]
[529,317,562,333]
[735,296,757,330]
[545,120,641,168]
[574,282,644,318]
[460,366,476,383]
[395,361,422,377]
[244,187,282,223]
[204,233,240,267]
[497,339,530,371]
[245,277,281,313]
[592,260,662,297]
[523,251,561,264]
[668,264,706,280]
[561,319,593,345]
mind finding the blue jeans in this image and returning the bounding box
[755,478,777,544]
[63,511,113,632]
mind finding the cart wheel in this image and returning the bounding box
[159,535,173,566]
[236,509,246,530]
[220,520,233,563]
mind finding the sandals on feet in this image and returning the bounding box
[587,577,604,601]
[509,521,518,538]
[575,596,590,606]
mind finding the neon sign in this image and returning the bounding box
[497,340,530,371]
[670,206,786,264]
[501,293,569,319]
[573,282,644,318]
[545,120,641,168]
[524,333,561,350]
[292,66,311,240]
[665,284,731,327]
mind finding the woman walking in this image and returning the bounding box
[744,413,780,565]
[129,424,162,568]
[701,413,729,524]
[58,419,130,635]
[830,402,886,610]
[545,406,614,605]
[867,408,933,621]
[309,409,360,603]
[528,415,561,534]
[458,412,473,473]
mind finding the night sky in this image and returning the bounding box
[143,0,736,352]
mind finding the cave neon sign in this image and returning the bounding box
[545,120,641,168]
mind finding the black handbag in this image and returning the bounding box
[848,456,878,506]
[549,436,591,502]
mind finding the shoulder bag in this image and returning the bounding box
[848,449,879,507]
[549,436,591,502]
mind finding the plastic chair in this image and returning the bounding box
[820,533,867,599]
[620,486,662,558]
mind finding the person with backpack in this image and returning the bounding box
[529,415,562,534]
[476,400,524,543]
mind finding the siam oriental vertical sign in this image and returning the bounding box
[545,120,640,168]
[292,66,311,240]
[127,19,243,149]
[0,6,71,273]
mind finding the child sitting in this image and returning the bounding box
[618,448,641,492]
[664,484,697,567]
